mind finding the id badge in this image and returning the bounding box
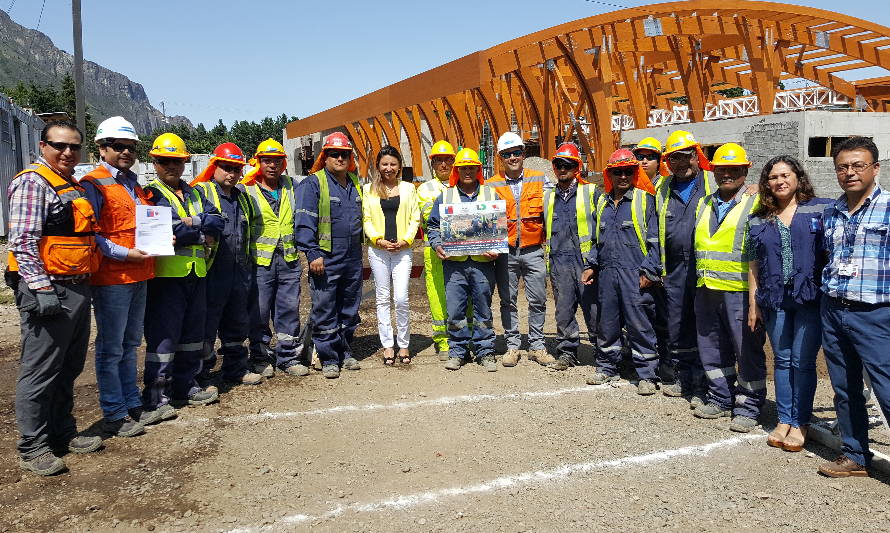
[838,261,858,277]
[810,217,823,232]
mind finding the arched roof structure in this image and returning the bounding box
[286,0,890,174]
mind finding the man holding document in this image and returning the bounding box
[81,117,156,438]
[426,148,506,372]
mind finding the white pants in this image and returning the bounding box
[368,246,412,348]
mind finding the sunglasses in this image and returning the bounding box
[666,150,694,162]
[45,140,82,152]
[635,152,660,162]
[610,168,636,177]
[104,142,138,153]
[154,157,185,166]
[217,163,242,173]
[327,149,351,160]
[553,160,578,171]
[500,149,524,159]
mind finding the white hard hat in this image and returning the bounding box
[95,116,139,142]
[496,131,524,153]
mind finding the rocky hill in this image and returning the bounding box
[0,9,191,134]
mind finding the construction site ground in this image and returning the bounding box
[0,247,888,533]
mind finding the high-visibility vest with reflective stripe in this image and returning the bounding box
[654,171,714,275]
[195,181,254,269]
[242,176,297,265]
[694,192,759,292]
[417,178,448,242]
[485,170,546,248]
[313,170,362,253]
[148,179,208,278]
[543,182,598,270]
[441,185,497,262]
[595,188,649,255]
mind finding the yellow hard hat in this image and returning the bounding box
[254,138,286,158]
[149,133,190,159]
[711,143,751,167]
[633,137,663,155]
[663,130,700,155]
[452,147,481,167]
[430,140,455,158]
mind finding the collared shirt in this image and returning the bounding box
[81,161,145,261]
[293,169,363,264]
[426,184,481,250]
[821,186,890,304]
[549,182,581,258]
[211,183,251,272]
[7,158,87,289]
[504,170,524,202]
[713,192,739,224]
[587,188,661,275]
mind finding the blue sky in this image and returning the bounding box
[6,0,888,128]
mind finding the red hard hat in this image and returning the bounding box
[552,142,582,166]
[213,143,246,165]
[605,148,638,168]
[322,132,353,151]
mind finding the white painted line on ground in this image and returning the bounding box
[181,384,623,425]
[226,433,762,532]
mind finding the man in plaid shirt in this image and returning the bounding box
[818,136,890,478]
[6,121,102,476]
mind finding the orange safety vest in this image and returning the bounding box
[80,165,155,286]
[7,162,100,276]
[485,169,546,248]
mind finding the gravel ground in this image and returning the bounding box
[0,247,888,533]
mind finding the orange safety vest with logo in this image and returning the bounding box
[7,162,100,276]
[79,165,155,286]
[485,169,546,248]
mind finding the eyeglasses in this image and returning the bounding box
[327,149,351,160]
[44,140,82,152]
[104,142,138,153]
[553,160,578,171]
[500,149,524,159]
[154,157,185,166]
[610,168,636,177]
[834,161,875,175]
[635,152,660,162]
[666,150,694,162]
[217,163,242,173]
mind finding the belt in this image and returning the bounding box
[828,296,889,309]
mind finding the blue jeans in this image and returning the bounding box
[821,297,890,466]
[762,295,821,427]
[92,281,147,420]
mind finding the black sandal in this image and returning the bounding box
[383,348,396,366]
[398,349,412,365]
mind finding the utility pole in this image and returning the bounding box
[72,0,86,162]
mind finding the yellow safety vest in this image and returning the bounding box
[542,182,598,270]
[655,171,714,275]
[242,175,297,266]
[312,169,363,253]
[147,179,207,278]
[417,177,448,243]
[595,188,649,255]
[441,185,498,262]
[694,191,760,291]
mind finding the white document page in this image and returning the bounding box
[135,204,175,256]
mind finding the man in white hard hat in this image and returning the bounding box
[486,132,552,368]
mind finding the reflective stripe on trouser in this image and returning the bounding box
[308,257,363,366]
[495,245,547,351]
[424,246,449,351]
[595,267,660,380]
[694,287,767,418]
[653,257,704,387]
[549,254,597,359]
[444,259,496,361]
[248,250,306,369]
[143,274,207,409]
[200,261,251,382]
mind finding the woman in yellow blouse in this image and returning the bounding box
[362,146,421,365]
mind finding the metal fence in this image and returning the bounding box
[0,93,45,237]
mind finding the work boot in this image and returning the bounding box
[661,382,685,398]
[188,386,219,406]
[252,361,274,378]
[282,364,310,377]
[131,404,177,426]
[20,452,65,476]
[67,435,102,454]
[548,355,574,371]
[586,371,620,386]
[818,455,869,478]
[104,416,145,438]
[480,355,498,372]
[637,379,657,396]
[438,349,450,362]
[322,364,340,379]
[232,371,265,384]
[689,395,706,410]
[502,349,521,367]
[693,402,731,419]
[528,349,556,366]
[444,357,464,371]
[342,357,361,371]
[729,416,759,433]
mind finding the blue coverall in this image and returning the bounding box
[294,170,363,367]
[199,182,253,383]
[587,187,662,380]
[143,181,224,409]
